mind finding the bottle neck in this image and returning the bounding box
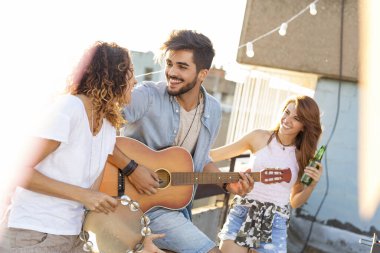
[314,146,326,161]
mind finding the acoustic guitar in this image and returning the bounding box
[100,137,291,213]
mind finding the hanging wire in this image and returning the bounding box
[135,69,164,79]
[299,0,345,251]
[239,0,321,54]
[138,0,321,78]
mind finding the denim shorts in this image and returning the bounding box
[146,208,216,253]
[219,205,288,253]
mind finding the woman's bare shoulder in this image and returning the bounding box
[244,129,273,152]
[244,129,271,137]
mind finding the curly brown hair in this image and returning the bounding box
[67,41,133,132]
[272,95,322,178]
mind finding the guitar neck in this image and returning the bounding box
[170,172,260,185]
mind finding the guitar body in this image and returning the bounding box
[100,137,195,213]
[100,137,292,213]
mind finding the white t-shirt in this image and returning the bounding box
[8,95,116,235]
[173,96,204,154]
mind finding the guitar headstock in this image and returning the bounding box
[260,168,291,184]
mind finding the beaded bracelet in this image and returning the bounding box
[121,160,139,177]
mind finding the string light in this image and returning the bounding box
[279,23,288,36]
[240,0,321,57]
[137,0,322,77]
[310,3,318,15]
[246,42,254,57]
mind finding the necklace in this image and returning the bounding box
[275,132,294,150]
[177,94,201,147]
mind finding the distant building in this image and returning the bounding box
[130,51,165,82]
[203,68,236,112]
[203,67,236,148]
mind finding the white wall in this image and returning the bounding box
[301,78,380,232]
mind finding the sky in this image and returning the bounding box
[0,0,247,212]
[0,0,247,89]
[0,0,247,103]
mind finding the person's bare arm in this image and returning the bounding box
[108,144,159,195]
[210,136,251,162]
[210,130,268,162]
[290,162,323,208]
[22,137,117,213]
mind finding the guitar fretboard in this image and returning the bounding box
[170,172,261,185]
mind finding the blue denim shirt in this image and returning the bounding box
[121,81,222,217]
[122,81,221,172]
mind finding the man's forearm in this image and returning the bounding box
[108,145,133,169]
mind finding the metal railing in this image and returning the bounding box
[360,233,380,253]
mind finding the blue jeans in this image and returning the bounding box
[219,205,288,253]
[147,208,216,253]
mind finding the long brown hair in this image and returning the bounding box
[273,95,322,177]
[67,41,133,132]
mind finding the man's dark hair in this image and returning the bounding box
[161,30,215,72]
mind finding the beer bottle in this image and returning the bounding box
[301,145,326,186]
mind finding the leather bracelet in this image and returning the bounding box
[121,160,139,177]
[222,183,230,193]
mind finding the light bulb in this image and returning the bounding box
[279,23,288,36]
[310,3,317,15]
[246,42,254,58]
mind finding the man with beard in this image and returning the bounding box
[115,30,253,253]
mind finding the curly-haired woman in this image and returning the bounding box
[211,95,323,253]
[1,42,163,253]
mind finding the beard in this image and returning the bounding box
[167,75,198,96]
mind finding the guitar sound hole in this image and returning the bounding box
[156,169,170,189]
